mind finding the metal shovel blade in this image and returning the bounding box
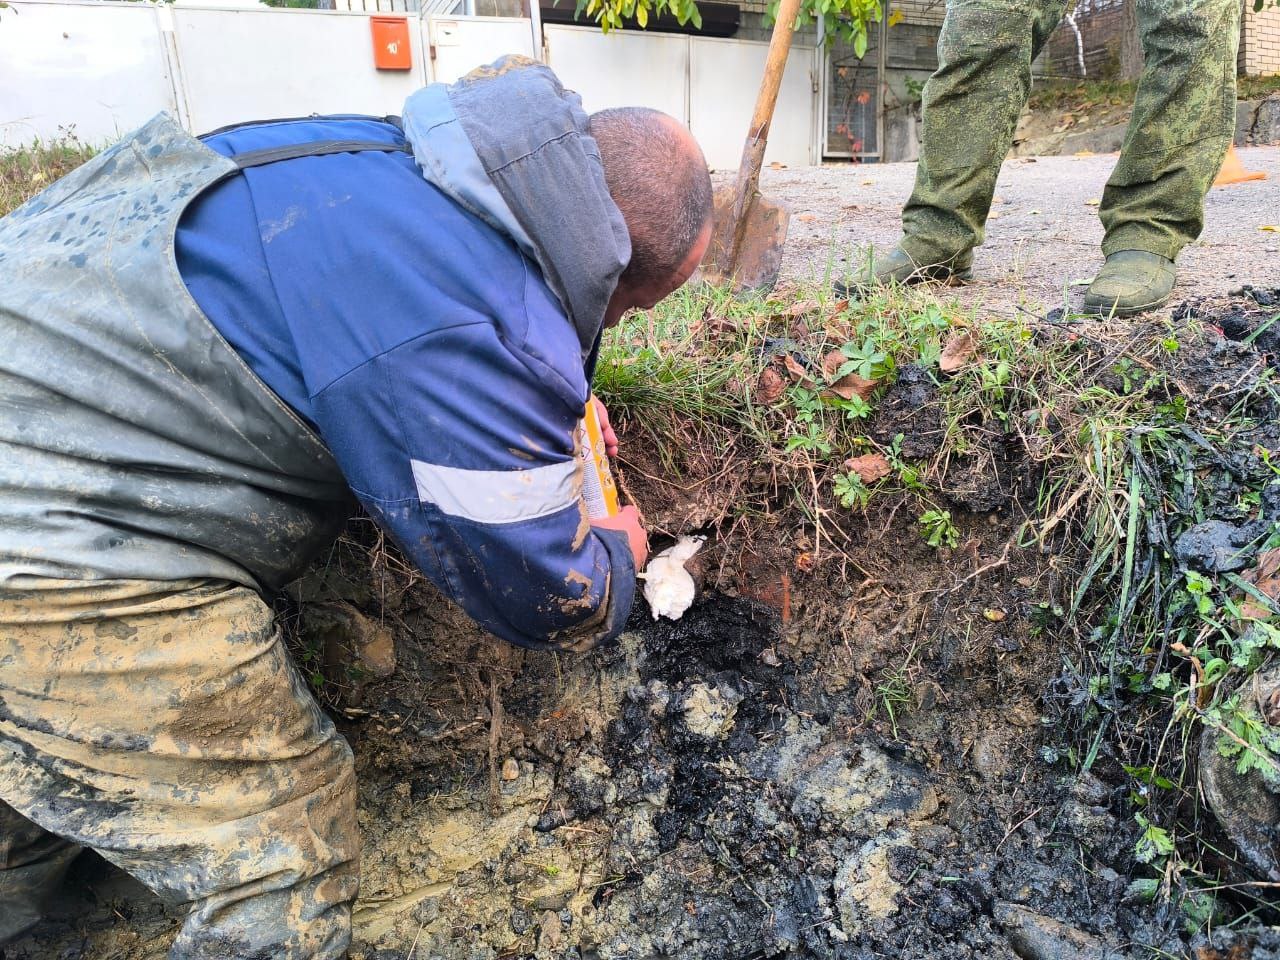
[700,185,791,292]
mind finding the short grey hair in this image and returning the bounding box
[588,107,713,291]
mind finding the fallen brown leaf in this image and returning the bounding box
[785,299,819,318]
[1263,686,1280,727]
[1239,547,1280,620]
[796,213,817,222]
[755,367,786,404]
[843,453,891,484]
[821,349,878,400]
[939,331,979,375]
[782,354,819,391]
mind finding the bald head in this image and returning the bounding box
[589,108,713,302]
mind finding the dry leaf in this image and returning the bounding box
[939,331,979,375]
[1084,198,1101,206]
[843,453,891,484]
[983,609,1007,623]
[1261,225,1279,233]
[794,551,815,573]
[785,299,819,318]
[796,213,817,223]
[755,367,786,404]
[821,349,878,400]
[782,354,819,391]
[707,314,736,337]
[1074,150,1096,157]
[1240,547,1280,620]
[769,161,788,170]
[861,179,875,186]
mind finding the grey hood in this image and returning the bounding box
[401,56,631,359]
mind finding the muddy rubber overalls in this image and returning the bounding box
[898,0,1240,269]
[0,115,413,958]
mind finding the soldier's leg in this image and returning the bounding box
[0,578,360,960]
[0,801,81,944]
[897,0,1070,270]
[1099,0,1240,260]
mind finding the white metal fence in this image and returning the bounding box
[0,1,536,148]
[1,0,825,167]
[544,24,820,170]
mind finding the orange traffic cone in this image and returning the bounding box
[1214,145,1267,186]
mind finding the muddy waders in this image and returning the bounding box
[0,580,360,959]
[0,115,369,957]
[858,0,1240,315]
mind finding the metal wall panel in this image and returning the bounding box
[544,25,690,124]
[545,24,821,169]
[426,16,536,84]
[1,1,176,149]
[171,8,429,134]
[689,35,817,169]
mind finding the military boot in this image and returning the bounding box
[837,245,973,297]
[1082,250,1176,317]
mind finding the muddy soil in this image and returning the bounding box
[11,295,1280,960]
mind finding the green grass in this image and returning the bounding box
[0,134,96,218]
[1239,73,1280,102]
[1027,77,1137,114]
[1027,74,1280,117]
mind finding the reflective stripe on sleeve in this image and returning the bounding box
[410,458,580,524]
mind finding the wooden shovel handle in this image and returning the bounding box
[748,0,805,144]
[726,0,804,242]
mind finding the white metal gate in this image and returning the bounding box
[426,15,538,84]
[544,24,820,170]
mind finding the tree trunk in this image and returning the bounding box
[1119,0,1143,80]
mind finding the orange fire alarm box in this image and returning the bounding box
[370,17,412,71]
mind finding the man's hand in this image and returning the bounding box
[592,395,618,457]
[592,505,648,571]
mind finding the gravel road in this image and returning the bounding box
[765,146,1280,314]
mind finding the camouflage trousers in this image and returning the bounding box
[899,0,1241,266]
[0,579,359,958]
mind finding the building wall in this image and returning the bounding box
[1038,0,1125,79]
[1040,0,1280,80]
[1240,3,1280,78]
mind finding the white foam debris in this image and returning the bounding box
[639,535,705,621]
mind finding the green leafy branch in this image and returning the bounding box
[573,0,702,32]
[766,0,887,55]
[573,0,889,58]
